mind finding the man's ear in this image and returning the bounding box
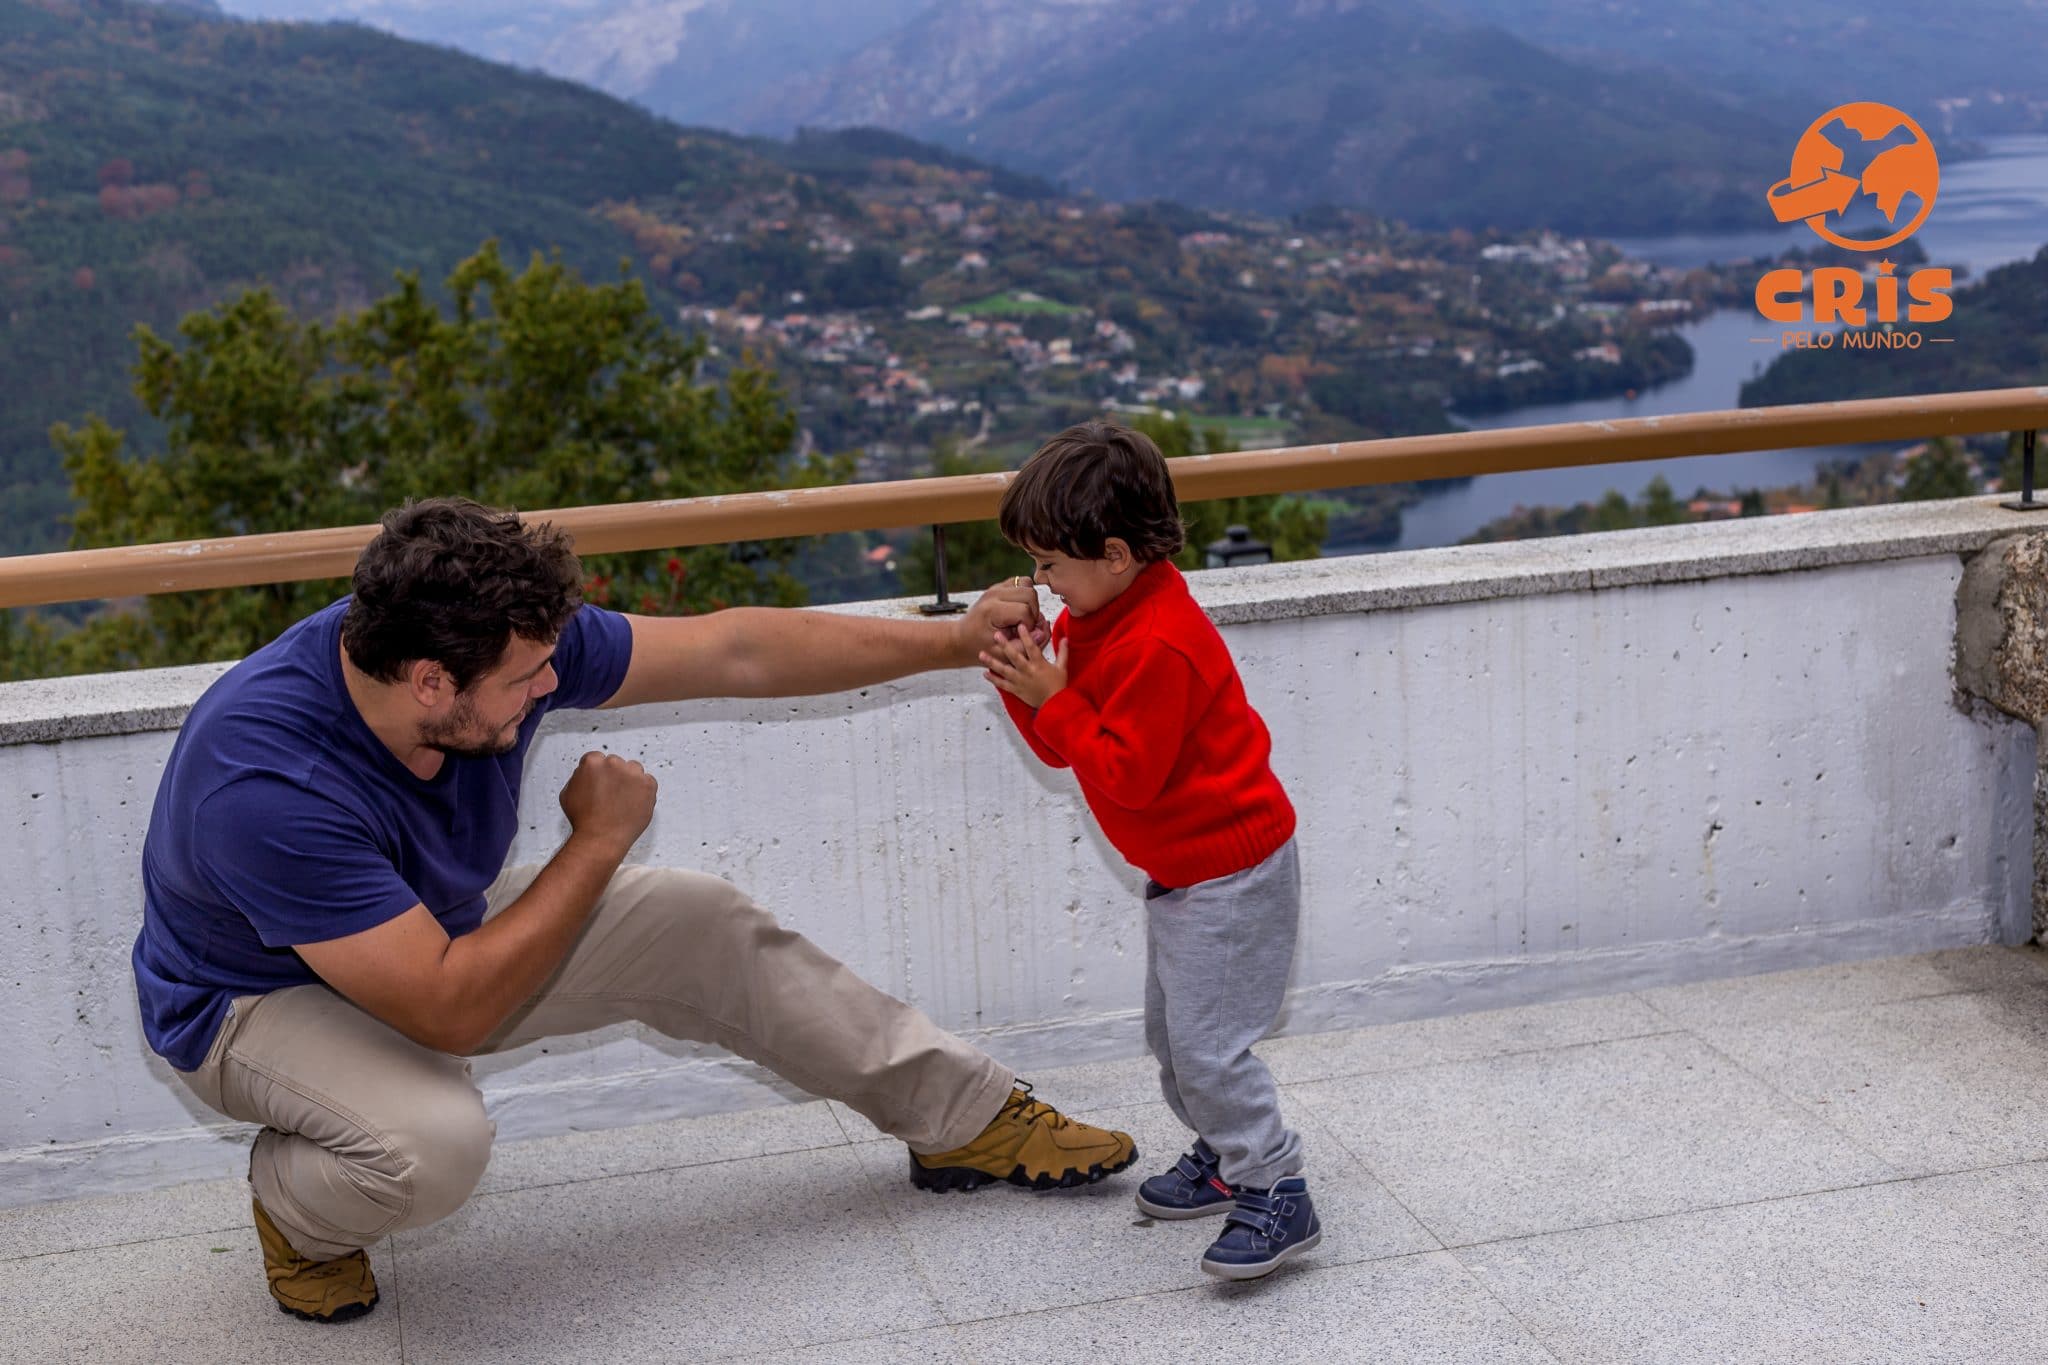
[405,658,452,710]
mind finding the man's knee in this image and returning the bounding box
[389,1088,496,1227]
[631,867,783,944]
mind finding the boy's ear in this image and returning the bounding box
[1104,537,1134,573]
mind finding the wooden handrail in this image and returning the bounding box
[4,385,2045,609]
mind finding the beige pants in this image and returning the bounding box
[178,863,1014,1260]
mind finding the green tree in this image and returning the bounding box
[1900,437,1977,502]
[1640,476,1684,527]
[24,242,844,679]
[0,610,60,684]
[1587,489,1637,533]
[817,247,911,310]
[1739,488,1767,517]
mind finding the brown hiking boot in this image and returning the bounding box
[252,1198,380,1323]
[909,1082,1137,1192]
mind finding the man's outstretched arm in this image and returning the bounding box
[600,582,1043,708]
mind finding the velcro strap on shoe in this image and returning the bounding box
[1223,1187,1283,1238]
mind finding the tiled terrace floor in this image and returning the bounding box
[12,947,2048,1363]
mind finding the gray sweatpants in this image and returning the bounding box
[1143,837,1304,1190]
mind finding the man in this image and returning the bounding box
[133,497,1136,1323]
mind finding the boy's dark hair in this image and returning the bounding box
[998,420,1186,562]
[341,497,584,691]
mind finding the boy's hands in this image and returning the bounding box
[954,579,1044,665]
[982,632,1069,708]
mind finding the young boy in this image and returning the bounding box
[978,420,1318,1281]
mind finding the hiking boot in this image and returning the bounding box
[909,1082,1137,1192]
[252,1197,380,1322]
[1199,1176,1321,1281]
[1135,1138,1235,1220]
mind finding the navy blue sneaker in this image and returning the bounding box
[1135,1139,1235,1220]
[1199,1176,1321,1280]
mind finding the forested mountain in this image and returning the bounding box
[0,0,725,548]
[209,0,1796,236]
[1427,0,2048,135]
[746,0,1785,236]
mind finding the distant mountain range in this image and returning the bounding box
[1426,0,2048,135]
[202,0,929,122]
[210,0,2047,235]
[739,0,1788,235]
[196,0,1789,235]
[539,0,929,124]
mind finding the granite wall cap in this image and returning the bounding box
[0,496,2028,748]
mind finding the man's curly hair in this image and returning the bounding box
[341,497,584,691]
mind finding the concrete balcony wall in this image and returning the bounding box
[1,498,2035,1207]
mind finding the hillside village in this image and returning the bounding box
[604,150,1726,496]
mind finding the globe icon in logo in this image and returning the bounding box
[1766,102,1939,252]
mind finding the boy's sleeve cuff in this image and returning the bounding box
[998,686,1037,725]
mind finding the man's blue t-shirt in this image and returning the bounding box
[132,597,635,1071]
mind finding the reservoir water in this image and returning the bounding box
[1370,134,2048,553]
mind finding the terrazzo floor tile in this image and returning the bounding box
[1292,1031,1896,1245]
[1697,984,2048,1175]
[1261,990,1675,1084]
[0,1172,248,1261]
[1910,1159,2048,1254]
[0,1226,399,1365]
[733,1324,976,1364]
[395,1144,943,1362]
[1005,1053,1167,1115]
[22,947,2048,1364]
[1458,1179,2048,1364]
[848,1099,1437,1325]
[948,1250,1556,1365]
[825,1053,1163,1144]
[476,1098,849,1195]
[1636,946,2048,1030]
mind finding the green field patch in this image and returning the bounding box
[1188,414,1296,448]
[1203,415,1292,434]
[956,290,1086,317]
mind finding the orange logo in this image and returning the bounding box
[1767,102,1939,251]
[1754,102,1953,348]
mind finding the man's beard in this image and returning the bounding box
[420,693,531,761]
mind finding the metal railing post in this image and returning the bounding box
[919,524,967,615]
[2004,430,2045,512]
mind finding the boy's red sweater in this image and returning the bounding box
[997,559,1295,888]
